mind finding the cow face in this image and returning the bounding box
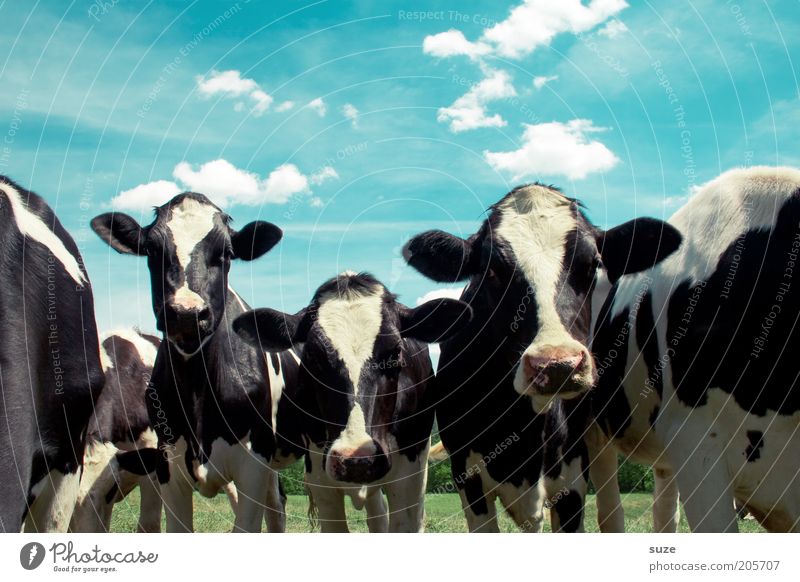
[91,193,282,356]
[233,272,472,483]
[403,184,681,410]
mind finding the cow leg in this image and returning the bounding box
[223,481,239,512]
[653,467,680,532]
[458,477,500,533]
[306,481,349,532]
[161,441,194,533]
[497,480,546,533]
[365,491,389,533]
[136,474,162,533]
[70,441,119,532]
[586,423,624,532]
[663,431,737,532]
[26,468,81,532]
[263,469,286,533]
[385,453,427,532]
[231,453,269,533]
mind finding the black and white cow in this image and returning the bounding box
[91,193,302,532]
[234,272,472,532]
[590,166,800,532]
[403,183,680,532]
[70,329,162,532]
[0,176,105,532]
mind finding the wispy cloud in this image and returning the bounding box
[598,19,628,38]
[310,166,339,185]
[423,0,628,135]
[308,97,327,117]
[533,74,558,89]
[438,68,517,132]
[196,69,276,117]
[484,119,619,180]
[424,0,628,61]
[342,103,359,127]
[423,29,491,60]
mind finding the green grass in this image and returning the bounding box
[108,490,766,533]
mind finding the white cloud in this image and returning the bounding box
[114,159,322,211]
[275,100,295,112]
[309,197,324,208]
[483,119,619,180]
[342,103,359,127]
[173,159,262,206]
[598,19,628,38]
[250,89,273,116]
[310,166,339,185]
[111,180,181,211]
[533,74,558,89]
[437,68,517,132]
[308,97,327,117]
[262,164,310,204]
[422,29,490,59]
[196,69,274,115]
[415,287,464,306]
[196,70,258,97]
[423,1,628,61]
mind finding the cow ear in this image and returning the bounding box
[399,299,473,343]
[233,308,306,351]
[403,230,474,283]
[231,221,283,261]
[91,213,146,256]
[598,218,682,282]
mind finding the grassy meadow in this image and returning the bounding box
[108,490,766,533]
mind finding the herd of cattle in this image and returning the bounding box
[0,165,798,533]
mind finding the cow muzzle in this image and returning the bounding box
[164,303,213,355]
[325,440,390,484]
[515,346,594,399]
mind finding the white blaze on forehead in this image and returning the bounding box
[330,402,374,453]
[165,197,218,272]
[496,185,577,344]
[316,280,384,393]
[1,182,87,286]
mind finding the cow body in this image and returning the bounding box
[403,183,680,532]
[0,176,104,532]
[593,167,800,532]
[235,272,470,532]
[92,193,297,532]
[70,329,162,532]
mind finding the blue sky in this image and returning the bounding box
[1,0,798,334]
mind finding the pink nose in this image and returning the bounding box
[523,350,585,393]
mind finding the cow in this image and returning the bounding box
[70,328,163,532]
[91,192,302,532]
[0,176,105,532]
[403,182,680,532]
[589,166,800,532]
[233,271,472,532]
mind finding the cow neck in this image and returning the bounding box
[165,289,250,396]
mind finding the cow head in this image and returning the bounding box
[233,272,472,483]
[403,184,681,411]
[91,193,282,357]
